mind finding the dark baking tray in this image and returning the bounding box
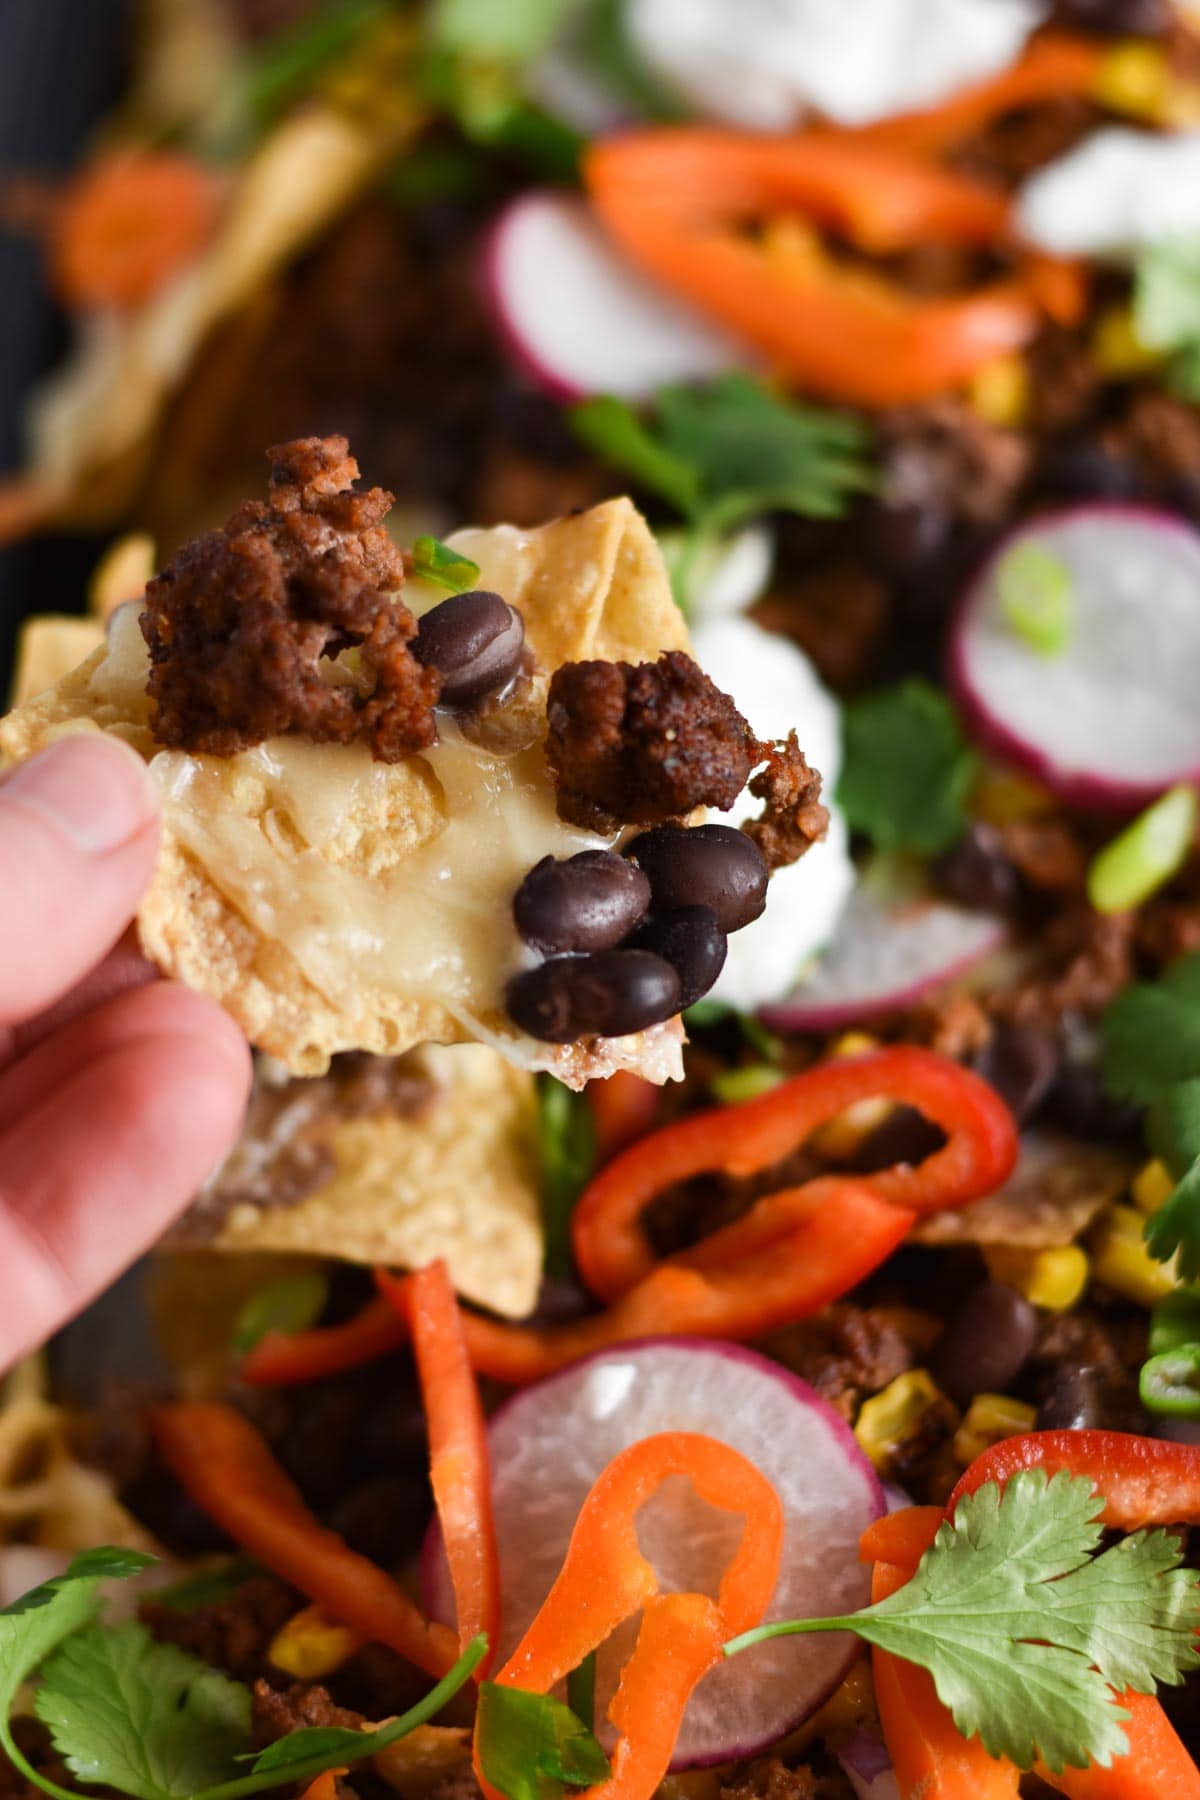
[0,0,134,684]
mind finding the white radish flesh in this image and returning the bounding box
[951,505,1200,810]
[425,1339,882,1768]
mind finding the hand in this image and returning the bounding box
[0,735,251,1369]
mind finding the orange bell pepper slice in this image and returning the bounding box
[243,1049,1017,1389]
[152,1402,459,1679]
[380,1262,500,1676]
[948,1429,1200,1531]
[475,1432,783,1800]
[854,33,1106,160]
[51,150,221,312]
[585,131,1081,407]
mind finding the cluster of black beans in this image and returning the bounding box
[506,824,770,1042]
[411,588,526,704]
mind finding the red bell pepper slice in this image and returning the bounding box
[585,132,1084,407]
[948,1430,1200,1531]
[476,1431,783,1800]
[152,1402,459,1679]
[379,1262,500,1676]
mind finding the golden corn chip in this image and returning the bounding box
[9,617,105,708]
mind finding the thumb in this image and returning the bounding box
[0,735,160,1026]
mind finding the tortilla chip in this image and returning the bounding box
[9,617,105,708]
[0,500,689,1087]
[170,1044,542,1319]
[913,1132,1135,1249]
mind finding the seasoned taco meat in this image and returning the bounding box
[141,436,440,762]
[546,650,759,830]
[742,732,828,871]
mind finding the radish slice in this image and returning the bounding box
[759,861,1006,1033]
[424,1339,882,1768]
[951,505,1200,810]
[483,192,744,401]
[838,1729,900,1800]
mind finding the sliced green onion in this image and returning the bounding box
[411,535,481,593]
[1087,784,1198,914]
[233,1272,329,1356]
[1149,1286,1200,1357]
[710,1065,785,1105]
[1139,1342,1200,1417]
[996,542,1074,657]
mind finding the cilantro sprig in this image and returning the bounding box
[475,1683,609,1800]
[570,376,874,607]
[1102,950,1200,1275]
[0,1551,485,1800]
[724,1471,1200,1775]
[836,678,979,856]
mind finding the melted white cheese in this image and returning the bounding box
[1018,129,1200,258]
[691,616,855,1012]
[626,0,1047,130]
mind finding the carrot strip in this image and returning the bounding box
[51,151,221,311]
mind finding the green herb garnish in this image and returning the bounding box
[1133,237,1200,402]
[411,535,482,593]
[232,1273,329,1357]
[1087,785,1197,916]
[836,678,978,856]
[724,1471,1200,1774]
[0,1550,486,1800]
[537,1076,597,1280]
[1102,952,1200,1274]
[996,541,1074,658]
[475,1682,609,1800]
[243,0,392,125]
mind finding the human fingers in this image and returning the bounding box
[0,930,157,1072]
[0,735,159,1026]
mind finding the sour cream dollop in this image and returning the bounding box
[1018,129,1200,258]
[691,616,855,1012]
[626,0,1047,130]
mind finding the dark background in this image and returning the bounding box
[0,0,133,685]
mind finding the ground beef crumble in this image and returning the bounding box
[139,1574,299,1683]
[251,1679,367,1746]
[141,436,440,762]
[545,650,759,830]
[742,733,829,871]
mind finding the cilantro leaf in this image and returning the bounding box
[570,376,874,533]
[537,1076,597,1280]
[724,1472,1200,1774]
[35,1624,251,1800]
[1101,953,1200,1104]
[476,1682,609,1800]
[429,0,580,61]
[1145,1080,1200,1277]
[836,679,978,855]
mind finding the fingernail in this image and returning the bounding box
[0,735,156,856]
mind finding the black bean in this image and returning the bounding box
[633,906,727,1011]
[1040,437,1140,504]
[1037,1365,1106,1431]
[1046,1061,1143,1142]
[413,590,524,704]
[507,949,680,1042]
[329,1474,431,1567]
[513,851,650,954]
[931,1281,1039,1407]
[625,824,768,934]
[932,823,1023,914]
[972,1026,1060,1127]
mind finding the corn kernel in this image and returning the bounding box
[1093,41,1170,121]
[971,765,1057,826]
[1091,1205,1178,1306]
[1091,306,1162,379]
[813,1032,893,1157]
[769,1663,875,1759]
[854,1370,953,1472]
[984,1244,1089,1311]
[374,1726,471,1797]
[88,533,155,623]
[268,1604,362,1680]
[953,1393,1038,1467]
[968,355,1029,429]
[1133,1159,1176,1217]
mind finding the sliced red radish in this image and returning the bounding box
[837,1729,900,1800]
[951,504,1200,811]
[424,1338,882,1768]
[484,192,744,401]
[759,862,1006,1034]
